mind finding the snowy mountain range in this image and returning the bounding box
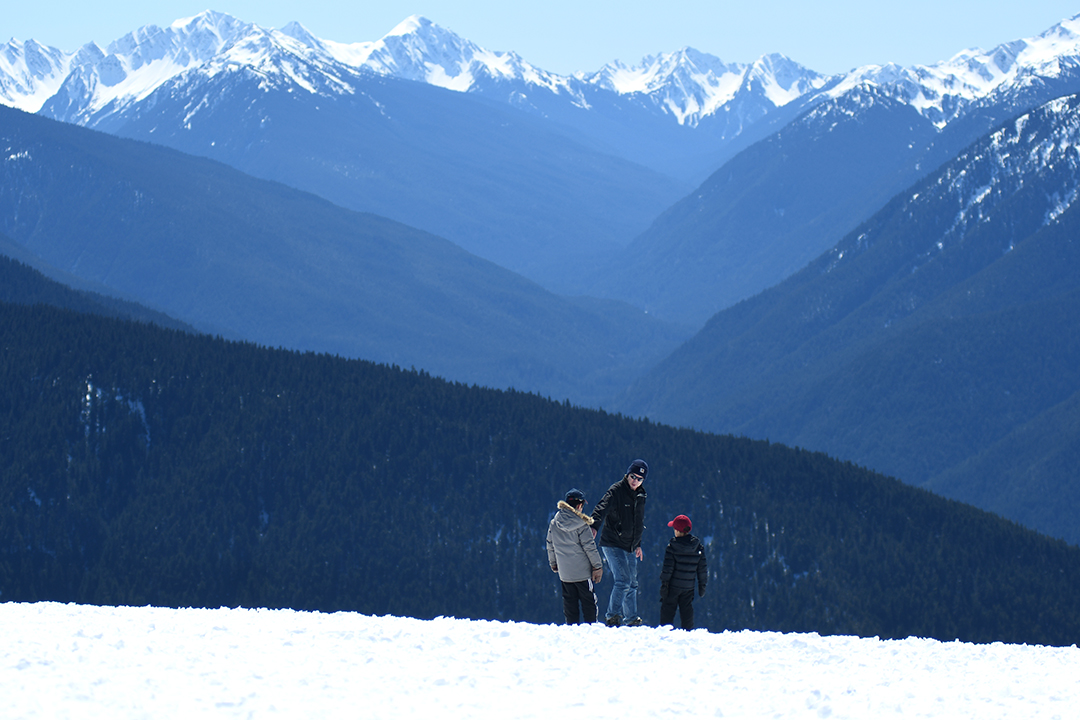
[6,11,1080,291]
[4,11,1080,139]
[5,11,1080,305]
[0,11,821,132]
[828,16,1080,126]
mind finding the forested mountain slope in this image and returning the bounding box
[2,300,1079,645]
[617,95,1080,544]
[592,54,1080,326]
[591,87,940,324]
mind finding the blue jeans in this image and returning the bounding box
[602,546,639,622]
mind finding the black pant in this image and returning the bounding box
[660,589,695,629]
[562,580,598,624]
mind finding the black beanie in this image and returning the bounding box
[627,459,648,478]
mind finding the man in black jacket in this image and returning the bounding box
[591,459,648,627]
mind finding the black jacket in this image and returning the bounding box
[591,476,647,552]
[660,534,707,599]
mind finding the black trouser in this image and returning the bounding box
[562,580,598,624]
[660,589,695,629]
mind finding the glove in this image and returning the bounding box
[591,567,603,583]
[551,565,558,573]
[660,585,668,603]
[699,586,706,598]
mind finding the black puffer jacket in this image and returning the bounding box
[591,476,647,553]
[660,534,707,599]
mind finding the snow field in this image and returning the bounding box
[2,602,1078,719]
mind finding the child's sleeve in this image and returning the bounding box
[660,543,675,598]
[546,524,557,569]
[697,545,708,596]
[579,523,602,570]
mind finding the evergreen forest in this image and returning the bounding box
[3,277,1080,646]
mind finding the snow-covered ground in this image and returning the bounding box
[2,602,1077,719]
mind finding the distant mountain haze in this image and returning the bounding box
[4,12,1080,310]
[595,87,941,325]
[0,105,689,407]
[615,94,1080,545]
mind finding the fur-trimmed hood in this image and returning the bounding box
[557,500,595,525]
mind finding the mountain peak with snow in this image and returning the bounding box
[384,14,432,38]
[278,21,322,49]
[826,13,1080,126]
[33,11,267,124]
[0,38,72,112]
[357,14,489,88]
[336,15,573,95]
[582,47,742,94]
[5,11,1080,137]
[168,9,237,32]
[579,48,826,126]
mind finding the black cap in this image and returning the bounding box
[565,488,586,504]
[627,459,648,479]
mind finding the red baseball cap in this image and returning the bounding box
[668,514,691,532]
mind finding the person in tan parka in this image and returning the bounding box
[547,488,604,624]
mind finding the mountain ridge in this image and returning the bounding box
[0,103,689,406]
[7,11,1080,141]
[8,11,1080,304]
[614,93,1080,544]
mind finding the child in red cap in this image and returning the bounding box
[659,514,708,629]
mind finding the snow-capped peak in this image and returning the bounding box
[35,12,348,125]
[23,10,261,123]
[360,15,489,89]
[748,53,828,107]
[383,15,428,39]
[308,15,573,96]
[0,38,73,112]
[580,48,825,125]
[582,48,742,95]
[826,13,1080,126]
[277,21,325,51]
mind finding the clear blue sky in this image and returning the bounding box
[5,1,1079,75]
